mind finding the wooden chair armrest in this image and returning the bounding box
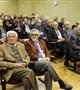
[0,67,7,70]
[0,67,7,86]
[49,42,57,44]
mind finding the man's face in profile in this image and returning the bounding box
[7,33,18,45]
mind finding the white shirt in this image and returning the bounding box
[55,30,62,39]
[25,24,30,33]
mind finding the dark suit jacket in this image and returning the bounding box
[70,35,80,60]
[70,35,80,51]
[21,24,30,33]
[25,39,51,61]
[48,28,64,42]
[20,24,30,39]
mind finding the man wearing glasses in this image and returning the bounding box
[25,29,73,90]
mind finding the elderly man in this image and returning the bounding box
[25,29,73,90]
[33,19,47,40]
[70,28,80,60]
[63,21,75,66]
[0,31,38,90]
[48,21,71,66]
[20,17,31,39]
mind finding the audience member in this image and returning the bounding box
[76,20,80,28]
[0,23,6,42]
[63,21,76,66]
[70,28,80,60]
[20,17,31,39]
[0,31,38,90]
[33,19,47,41]
[59,17,65,30]
[48,21,68,57]
[25,29,73,90]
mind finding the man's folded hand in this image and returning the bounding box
[13,63,26,68]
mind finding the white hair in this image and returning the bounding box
[7,31,18,37]
[53,21,58,25]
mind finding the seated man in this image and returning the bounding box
[63,21,76,67]
[24,29,73,90]
[0,31,38,90]
[48,21,69,62]
[70,28,80,60]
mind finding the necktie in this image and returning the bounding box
[56,30,60,36]
[56,30,62,39]
[35,41,45,58]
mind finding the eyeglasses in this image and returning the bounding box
[31,34,39,36]
[65,24,70,25]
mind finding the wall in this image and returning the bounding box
[18,0,33,17]
[0,0,18,15]
[0,0,80,24]
[31,0,80,24]
[18,0,80,24]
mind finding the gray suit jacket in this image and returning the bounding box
[0,42,30,82]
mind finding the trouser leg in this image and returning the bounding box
[45,71,52,90]
[45,62,60,81]
[31,61,60,81]
[22,78,32,90]
[11,68,39,90]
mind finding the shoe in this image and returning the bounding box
[60,82,73,90]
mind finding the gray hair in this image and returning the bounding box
[7,31,18,37]
[30,29,40,35]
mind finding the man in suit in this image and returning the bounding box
[63,21,76,66]
[25,29,73,90]
[48,21,70,66]
[70,28,80,60]
[33,19,47,41]
[48,21,66,54]
[0,31,38,90]
[20,17,31,39]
